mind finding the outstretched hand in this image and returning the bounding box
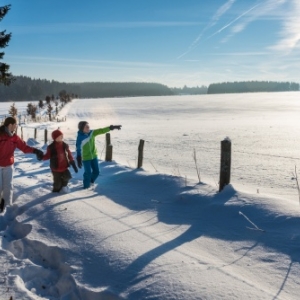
[110,125,122,130]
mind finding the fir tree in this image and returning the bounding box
[8,102,17,117]
[27,103,33,116]
[59,89,67,101]
[0,5,14,86]
[38,99,44,109]
[54,100,59,115]
[45,95,51,104]
[47,103,53,121]
[30,104,37,120]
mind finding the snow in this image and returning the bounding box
[1,92,300,299]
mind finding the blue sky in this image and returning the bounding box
[1,0,300,87]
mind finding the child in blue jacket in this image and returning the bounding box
[76,121,121,189]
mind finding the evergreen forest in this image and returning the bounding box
[207,81,299,94]
[0,76,208,102]
[0,76,299,102]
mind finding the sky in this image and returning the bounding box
[1,0,300,87]
[1,96,300,299]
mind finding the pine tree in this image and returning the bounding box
[54,100,59,115]
[45,95,51,104]
[0,5,14,86]
[47,103,53,121]
[27,103,33,116]
[38,99,44,109]
[8,102,17,116]
[30,104,37,120]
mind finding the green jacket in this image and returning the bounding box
[76,127,110,161]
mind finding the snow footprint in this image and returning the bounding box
[2,221,123,299]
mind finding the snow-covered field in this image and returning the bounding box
[17,92,300,201]
[1,92,300,299]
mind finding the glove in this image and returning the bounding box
[109,125,122,130]
[70,160,78,173]
[76,156,82,168]
[33,148,44,161]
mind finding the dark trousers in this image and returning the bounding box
[52,169,72,192]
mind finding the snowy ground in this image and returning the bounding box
[1,93,300,299]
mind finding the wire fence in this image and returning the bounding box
[17,126,300,201]
[108,137,300,200]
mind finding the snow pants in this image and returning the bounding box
[51,169,72,192]
[82,158,100,189]
[0,165,14,206]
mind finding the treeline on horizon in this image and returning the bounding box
[0,76,80,101]
[0,76,299,102]
[0,76,208,101]
[207,81,300,94]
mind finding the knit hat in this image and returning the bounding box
[52,129,63,140]
[78,121,88,131]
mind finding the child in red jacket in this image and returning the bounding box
[42,129,78,192]
[0,117,44,213]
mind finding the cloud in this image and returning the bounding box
[212,0,236,22]
[202,51,270,56]
[227,0,287,35]
[11,22,203,35]
[7,55,174,70]
[269,0,300,52]
[219,0,300,53]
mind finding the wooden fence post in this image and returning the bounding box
[44,129,48,144]
[105,133,113,161]
[34,128,37,140]
[137,139,145,168]
[219,137,231,192]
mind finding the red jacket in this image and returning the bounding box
[43,141,74,172]
[0,132,35,167]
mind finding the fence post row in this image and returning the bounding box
[105,133,113,161]
[19,127,232,190]
[137,139,145,168]
[219,137,231,192]
[19,127,49,144]
[44,129,48,144]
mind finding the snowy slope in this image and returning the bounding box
[1,94,300,299]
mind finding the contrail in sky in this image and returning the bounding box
[177,1,263,60]
[206,3,261,39]
[177,0,236,59]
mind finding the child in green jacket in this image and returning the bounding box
[76,121,121,189]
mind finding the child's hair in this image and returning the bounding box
[4,116,17,126]
[78,121,88,131]
[0,116,17,135]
